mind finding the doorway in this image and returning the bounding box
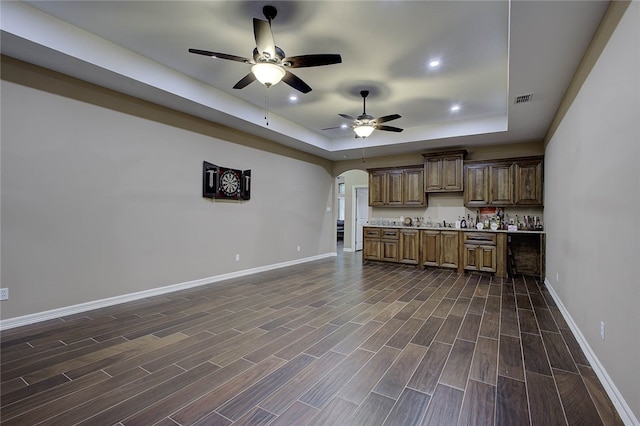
[354,186,369,251]
[336,169,369,253]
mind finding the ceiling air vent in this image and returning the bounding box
[514,93,534,104]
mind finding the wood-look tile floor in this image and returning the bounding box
[0,251,624,425]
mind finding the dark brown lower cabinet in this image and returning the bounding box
[363,227,399,263]
[381,238,399,262]
[463,243,497,272]
[462,232,506,276]
[364,227,512,278]
[420,230,440,267]
[420,230,459,269]
[399,228,420,265]
[363,227,381,261]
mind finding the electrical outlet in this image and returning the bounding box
[600,321,605,340]
[0,288,8,301]
[297,246,301,252]
[556,272,559,282]
[235,254,240,261]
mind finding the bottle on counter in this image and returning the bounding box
[535,217,543,230]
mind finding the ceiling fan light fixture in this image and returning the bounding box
[354,124,375,138]
[251,63,285,87]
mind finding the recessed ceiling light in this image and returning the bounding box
[341,123,348,129]
[429,60,440,68]
[289,95,298,102]
[450,104,460,112]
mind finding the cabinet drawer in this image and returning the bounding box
[464,232,497,245]
[381,228,400,240]
[364,228,381,238]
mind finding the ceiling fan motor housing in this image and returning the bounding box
[253,47,286,63]
[357,114,374,124]
[263,5,277,22]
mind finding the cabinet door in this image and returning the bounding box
[403,168,426,206]
[386,170,404,206]
[463,244,480,271]
[441,156,463,191]
[464,165,489,206]
[478,245,497,272]
[489,163,514,205]
[515,160,543,205]
[420,231,440,267]
[368,171,387,206]
[363,238,381,260]
[399,229,420,264]
[440,231,460,269]
[381,240,399,262]
[463,244,497,272]
[425,153,464,192]
[425,158,443,191]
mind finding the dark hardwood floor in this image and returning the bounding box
[0,250,624,425]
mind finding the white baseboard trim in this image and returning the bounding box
[544,278,639,426]
[0,253,337,331]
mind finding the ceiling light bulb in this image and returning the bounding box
[354,124,375,138]
[251,63,286,87]
[429,60,440,67]
[450,104,460,111]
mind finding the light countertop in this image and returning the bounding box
[364,224,545,234]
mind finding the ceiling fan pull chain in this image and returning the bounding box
[264,89,269,126]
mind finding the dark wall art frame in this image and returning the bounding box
[202,161,251,201]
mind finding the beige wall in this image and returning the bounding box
[333,140,545,176]
[544,1,639,421]
[1,58,335,320]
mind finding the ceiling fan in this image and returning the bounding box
[325,90,404,138]
[188,5,342,94]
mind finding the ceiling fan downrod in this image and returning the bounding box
[360,90,369,115]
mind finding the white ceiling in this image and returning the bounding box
[1,1,609,161]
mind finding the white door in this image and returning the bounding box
[355,187,369,251]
